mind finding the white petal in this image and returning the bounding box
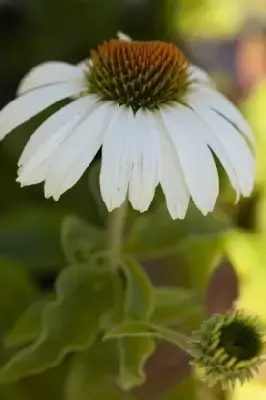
[173,105,241,200]
[17,102,92,185]
[128,110,160,212]
[117,31,132,41]
[188,65,213,86]
[17,62,85,96]
[100,108,159,212]
[100,106,133,211]
[44,101,115,200]
[18,160,51,186]
[0,83,83,140]
[188,101,255,197]
[76,60,90,72]
[187,87,255,149]
[160,105,219,215]
[156,115,190,219]
[18,94,99,167]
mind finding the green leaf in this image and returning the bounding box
[65,338,139,399]
[151,287,203,325]
[65,339,118,400]
[4,299,51,348]
[117,258,155,390]
[120,257,154,320]
[118,336,155,390]
[124,204,231,259]
[61,216,104,264]
[0,260,37,336]
[105,321,190,352]
[0,265,114,382]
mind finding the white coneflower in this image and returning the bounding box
[0,33,255,219]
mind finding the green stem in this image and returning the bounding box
[106,202,128,325]
[107,201,128,269]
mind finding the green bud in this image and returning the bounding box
[189,310,266,389]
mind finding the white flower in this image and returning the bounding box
[0,34,255,219]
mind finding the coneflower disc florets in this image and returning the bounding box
[189,310,265,389]
[88,40,189,112]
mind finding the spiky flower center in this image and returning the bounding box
[87,40,190,112]
[219,320,262,361]
[189,311,265,388]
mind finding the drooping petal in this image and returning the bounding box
[187,87,255,149]
[100,107,159,212]
[0,82,83,140]
[17,100,93,185]
[18,159,52,186]
[128,110,160,211]
[188,101,255,197]
[44,101,116,200]
[160,105,219,215]
[156,115,190,219]
[172,104,241,200]
[17,62,85,96]
[18,94,99,167]
[100,106,134,211]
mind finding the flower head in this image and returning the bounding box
[189,310,265,389]
[0,33,255,218]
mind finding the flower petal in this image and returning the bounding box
[160,105,219,215]
[188,101,255,197]
[156,115,190,219]
[187,87,255,149]
[128,110,160,212]
[117,31,132,41]
[0,82,83,140]
[189,65,213,86]
[17,103,93,186]
[18,94,99,167]
[100,107,159,212]
[17,62,85,96]
[44,101,116,200]
[18,160,51,186]
[100,106,134,211]
[174,105,241,200]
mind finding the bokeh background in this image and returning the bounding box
[1,0,266,399]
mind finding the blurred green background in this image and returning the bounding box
[1,0,266,399]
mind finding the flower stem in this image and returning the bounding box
[107,201,128,269]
